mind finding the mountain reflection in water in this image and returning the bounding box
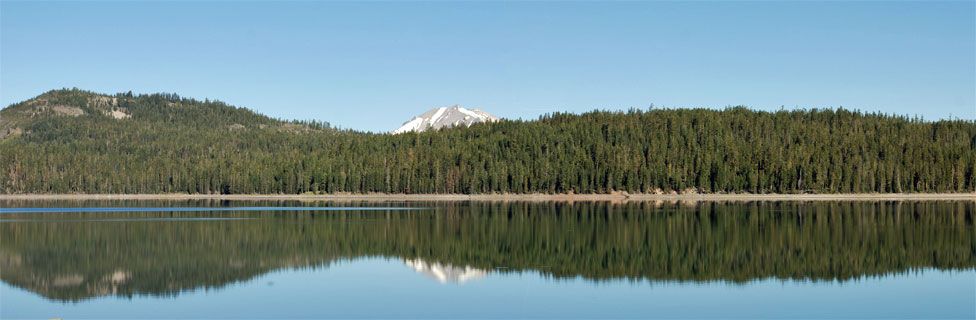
[0,200,972,302]
[404,258,488,284]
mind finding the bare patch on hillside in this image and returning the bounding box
[13,93,138,120]
[90,96,117,107]
[277,123,313,134]
[104,108,132,119]
[0,127,23,139]
[0,119,23,139]
[51,106,85,117]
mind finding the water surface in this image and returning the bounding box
[1,200,973,319]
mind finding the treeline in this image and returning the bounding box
[1,89,974,194]
[2,201,972,300]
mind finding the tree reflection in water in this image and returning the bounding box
[1,200,972,301]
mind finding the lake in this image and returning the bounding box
[1,200,973,319]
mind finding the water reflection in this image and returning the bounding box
[0,200,972,302]
[404,258,488,284]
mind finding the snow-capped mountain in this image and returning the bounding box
[392,105,499,134]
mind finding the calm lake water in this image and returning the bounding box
[1,200,973,319]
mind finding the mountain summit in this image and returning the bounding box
[392,105,499,134]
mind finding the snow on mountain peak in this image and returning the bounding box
[392,105,499,134]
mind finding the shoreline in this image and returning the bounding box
[1,193,974,202]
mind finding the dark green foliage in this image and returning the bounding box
[1,201,972,301]
[2,89,974,194]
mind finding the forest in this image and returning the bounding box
[1,88,974,194]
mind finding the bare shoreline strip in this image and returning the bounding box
[1,193,974,202]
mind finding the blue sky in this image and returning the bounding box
[2,1,973,132]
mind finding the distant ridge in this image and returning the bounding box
[392,105,499,134]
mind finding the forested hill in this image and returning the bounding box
[1,88,974,194]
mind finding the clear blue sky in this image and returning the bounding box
[2,1,973,132]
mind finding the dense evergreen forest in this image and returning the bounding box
[2,201,972,301]
[1,88,974,194]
